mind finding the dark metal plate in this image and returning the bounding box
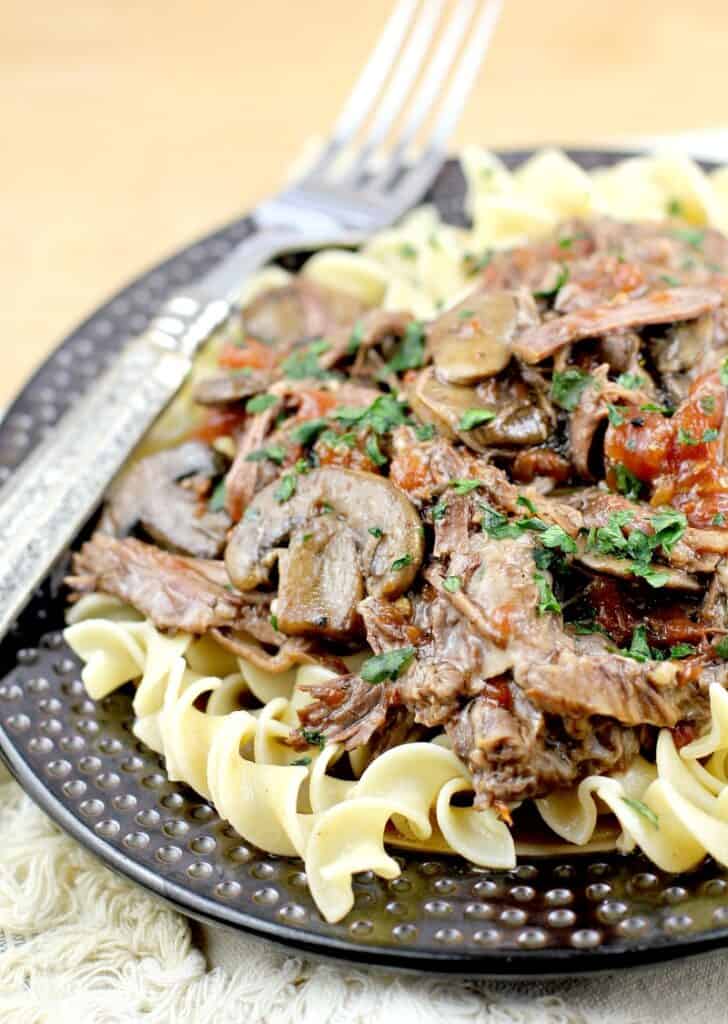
[2,150,728,977]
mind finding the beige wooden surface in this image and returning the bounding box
[4,0,728,407]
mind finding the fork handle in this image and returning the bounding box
[0,227,304,641]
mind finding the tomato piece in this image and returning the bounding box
[389,448,430,493]
[295,389,338,420]
[604,409,673,484]
[193,406,247,442]
[218,338,275,370]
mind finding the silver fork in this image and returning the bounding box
[0,0,503,638]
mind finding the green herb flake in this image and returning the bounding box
[607,403,627,426]
[300,728,326,749]
[703,428,719,442]
[715,636,728,659]
[347,320,364,355]
[368,526,383,539]
[667,198,684,217]
[246,393,277,414]
[361,646,415,684]
[534,264,570,300]
[385,321,426,375]
[651,507,687,554]
[621,796,659,829]
[616,372,645,390]
[721,358,728,388]
[539,524,577,554]
[673,227,705,250]
[399,243,418,260]
[245,444,286,465]
[670,643,697,659]
[450,478,484,496]
[301,533,313,543]
[551,369,592,412]
[678,427,699,447]
[624,625,652,663]
[640,402,671,414]
[517,495,538,515]
[274,473,297,504]
[365,434,388,467]
[208,480,226,512]
[459,408,496,431]
[414,423,436,442]
[534,571,561,615]
[269,613,279,632]
[333,394,409,435]
[660,273,682,287]
[464,249,493,272]
[391,553,414,572]
[458,308,476,320]
[291,417,328,445]
[281,340,332,380]
[431,501,448,521]
[713,513,726,527]
[630,563,670,588]
[614,463,643,501]
[700,395,717,414]
[291,756,312,767]
[443,575,462,593]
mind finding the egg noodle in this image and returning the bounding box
[65,149,728,923]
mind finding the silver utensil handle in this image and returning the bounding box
[0,227,300,640]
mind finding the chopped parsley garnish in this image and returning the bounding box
[551,369,592,411]
[333,394,409,435]
[208,480,226,512]
[606,403,627,426]
[368,526,383,539]
[616,372,645,390]
[291,756,312,767]
[431,501,448,521]
[274,473,297,503]
[517,495,538,515]
[660,273,682,287]
[715,637,728,659]
[534,571,561,615]
[630,563,670,588]
[621,796,659,829]
[614,464,643,501]
[678,428,699,446]
[391,553,414,571]
[347,320,364,355]
[700,395,717,414]
[703,427,719,442]
[534,263,570,300]
[443,575,462,593]
[458,308,476,319]
[246,393,277,414]
[281,339,332,380]
[667,197,684,217]
[586,508,686,588]
[361,647,415,684]
[464,249,493,272]
[414,423,436,441]
[384,321,426,375]
[300,728,326,749]
[450,478,484,495]
[480,503,519,539]
[459,408,496,431]
[245,444,286,465]
[291,417,328,445]
[673,227,705,250]
[399,243,418,260]
[670,643,697,659]
[713,513,726,527]
[721,358,728,388]
[624,625,652,662]
[539,525,577,553]
[650,507,687,554]
[365,435,388,467]
[269,613,279,632]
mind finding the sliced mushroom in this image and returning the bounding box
[409,367,549,453]
[193,368,272,406]
[650,313,715,404]
[575,549,701,592]
[513,287,723,364]
[100,442,229,558]
[243,278,364,349]
[276,518,364,639]
[225,467,424,637]
[428,292,520,384]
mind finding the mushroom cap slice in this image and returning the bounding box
[225,466,424,601]
[428,292,519,384]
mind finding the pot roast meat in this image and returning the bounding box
[193,369,272,406]
[66,535,241,634]
[242,278,364,350]
[513,287,723,364]
[100,441,229,558]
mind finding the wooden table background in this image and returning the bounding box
[4,0,728,407]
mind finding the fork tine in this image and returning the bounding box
[427,0,503,151]
[342,0,444,181]
[305,0,419,177]
[371,0,478,189]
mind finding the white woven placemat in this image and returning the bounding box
[3,129,728,1024]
